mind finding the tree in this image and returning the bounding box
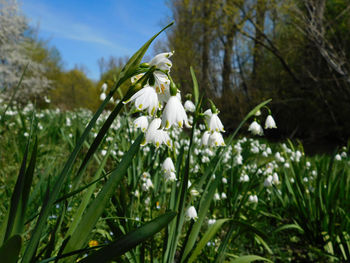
[0,0,51,102]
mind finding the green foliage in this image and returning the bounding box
[50,69,100,110]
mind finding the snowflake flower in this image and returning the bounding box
[162,96,190,129]
[248,121,263,136]
[127,85,158,115]
[265,115,277,129]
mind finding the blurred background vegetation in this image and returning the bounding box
[2,0,350,152]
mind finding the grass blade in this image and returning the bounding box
[229,255,273,263]
[188,219,230,263]
[0,234,22,263]
[79,211,176,263]
[190,66,199,105]
[62,134,144,256]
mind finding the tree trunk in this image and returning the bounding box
[252,0,266,90]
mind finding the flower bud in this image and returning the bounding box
[170,81,177,96]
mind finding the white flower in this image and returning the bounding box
[100,92,106,101]
[101,83,107,92]
[162,157,177,182]
[153,71,171,97]
[335,154,341,161]
[255,110,261,116]
[142,178,153,191]
[214,193,220,201]
[184,100,196,112]
[222,178,228,184]
[127,85,158,115]
[208,219,216,225]
[44,96,51,103]
[162,157,175,173]
[149,51,174,72]
[208,132,225,147]
[264,176,273,187]
[203,109,212,124]
[248,195,258,203]
[134,116,149,132]
[265,115,277,129]
[162,96,189,129]
[235,154,243,165]
[101,150,107,156]
[143,118,171,148]
[190,189,200,196]
[208,113,225,133]
[186,206,198,221]
[248,121,263,136]
[221,192,227,199]
[201,131,210,146]
[272,173,280,184]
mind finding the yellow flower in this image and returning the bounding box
[88,240,99,247]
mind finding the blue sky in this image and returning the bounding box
[21,0,172,80]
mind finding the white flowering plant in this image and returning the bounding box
[1,22,349,263]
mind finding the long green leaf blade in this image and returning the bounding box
[0,235,22,263]
[80,211,176,263]
[188,219,230,263]
[63,134,144,256]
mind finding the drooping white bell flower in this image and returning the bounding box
[248,121,264,136]
[162,95,190,129]
[248,195,258,203]
[208,113,225,133]
[185,206,198,221]
[208,219,216,225]
[149,51,174,72]
[101,83,107,92]
[184,100,196,112]
[221,192,227,199]
[214,193,220,201]
[203,109,212,123]
[142,178,153,191]
[201,131,210,146]
[162,157,175,173]
[208,132,225,147]
[162,157,177,181]
[265,115,277,129]
[127,85,159,115]
[100,92,106,101]
[143,118,172,148]
[134,116,149,132]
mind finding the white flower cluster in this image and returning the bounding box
[248,111,277,136]
[201,109,225,147]
[125,52,194,149]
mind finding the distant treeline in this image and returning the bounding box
[161,0,350,147]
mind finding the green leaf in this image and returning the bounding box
[62,134,144,257]
[229,255,273,263]
[0,235,22,263]
[190,66,199,105]
[79,211,176,263]
[3,116,37,243]
[274,224,304,234]
[117,22,173,85]
[188,219,230,263]
[181,177,220,262]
